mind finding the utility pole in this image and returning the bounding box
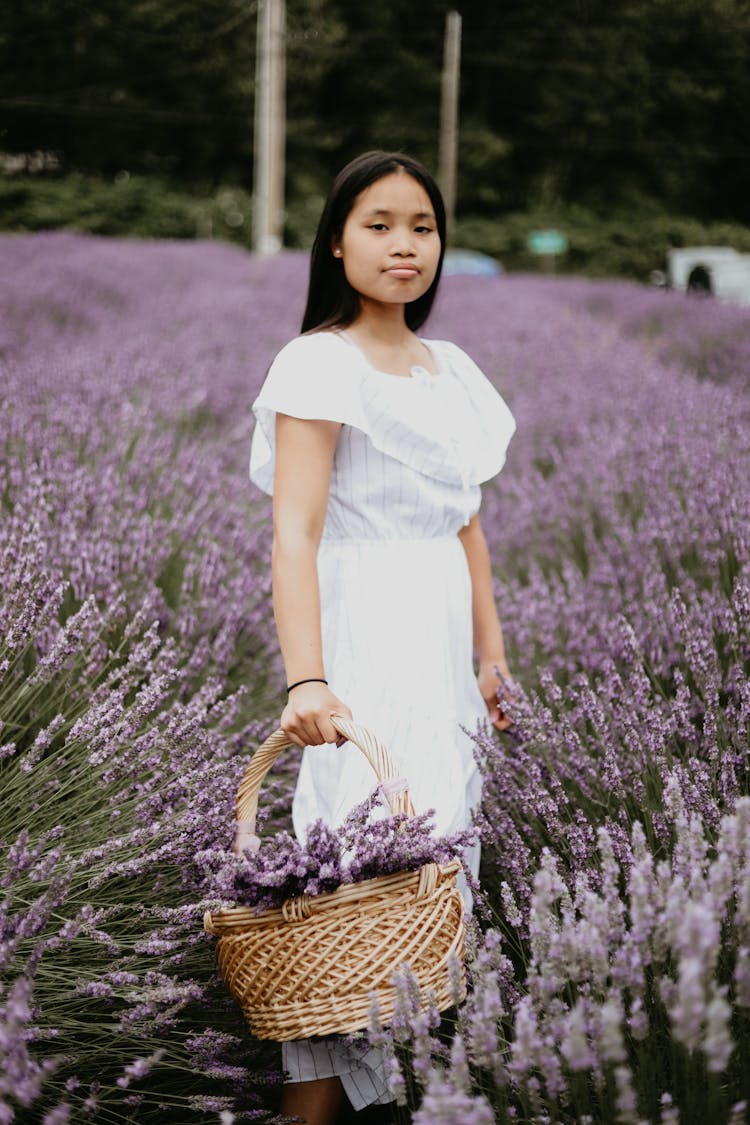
[438,10,461,239]
[253,0,286,256]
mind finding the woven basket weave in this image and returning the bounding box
[203,713,466,1041]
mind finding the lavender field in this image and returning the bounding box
[1,231,749,1125]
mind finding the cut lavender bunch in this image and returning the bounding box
[200,788,477,913]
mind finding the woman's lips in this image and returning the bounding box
[385,266,419,279]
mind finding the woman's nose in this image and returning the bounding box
[391,231,416,255]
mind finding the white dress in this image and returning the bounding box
[248,328,515,1108]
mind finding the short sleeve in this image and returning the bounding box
[249,333,365,496]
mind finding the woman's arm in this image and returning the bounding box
[272,412,353,748]
[457,513,513,730]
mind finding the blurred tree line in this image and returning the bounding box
[1,0,749,241]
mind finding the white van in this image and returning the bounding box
[667,247,750,306]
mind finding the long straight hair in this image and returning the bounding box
[301,151,447,334]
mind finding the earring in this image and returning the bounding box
[333,249,342,257]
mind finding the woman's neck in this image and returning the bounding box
[342,301,435,376]
[348,301,412,346]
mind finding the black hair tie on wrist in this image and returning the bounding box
[286,677,328,694]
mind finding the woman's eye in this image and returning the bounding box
[369,223,388,231]
[415,226,433,234]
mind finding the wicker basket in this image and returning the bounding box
[203,713,466,1041]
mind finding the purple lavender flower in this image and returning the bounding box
[2,232,749,1121]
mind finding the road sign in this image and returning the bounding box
[528,230,568,255]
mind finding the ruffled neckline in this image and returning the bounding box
[344,337,515,490]
[249,330,516,498]
[331,329,444,383]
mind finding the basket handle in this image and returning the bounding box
[233,713,414,852]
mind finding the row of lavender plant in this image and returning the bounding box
[391,277,750,1122]
[1,232,748,1122]
[0,234,305,1122]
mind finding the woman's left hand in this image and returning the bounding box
[477,660,516,731]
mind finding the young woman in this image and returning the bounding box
[248,151,516,1125]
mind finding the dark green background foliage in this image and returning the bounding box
[2,0,750,263]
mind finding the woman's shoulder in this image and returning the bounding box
[420,337,486,377]
[253,329,364,426]
[424,335,515,423]
[260,331,356,400]
[270,329,348,368]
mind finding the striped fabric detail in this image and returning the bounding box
[281,1037,394,1110]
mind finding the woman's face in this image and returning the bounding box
[332,171,441,312]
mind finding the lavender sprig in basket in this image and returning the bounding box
[200,789,476,915]
[202,714,473,1041]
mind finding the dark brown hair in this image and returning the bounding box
[301,150,446,334]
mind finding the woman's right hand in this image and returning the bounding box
[280,683,353,749]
